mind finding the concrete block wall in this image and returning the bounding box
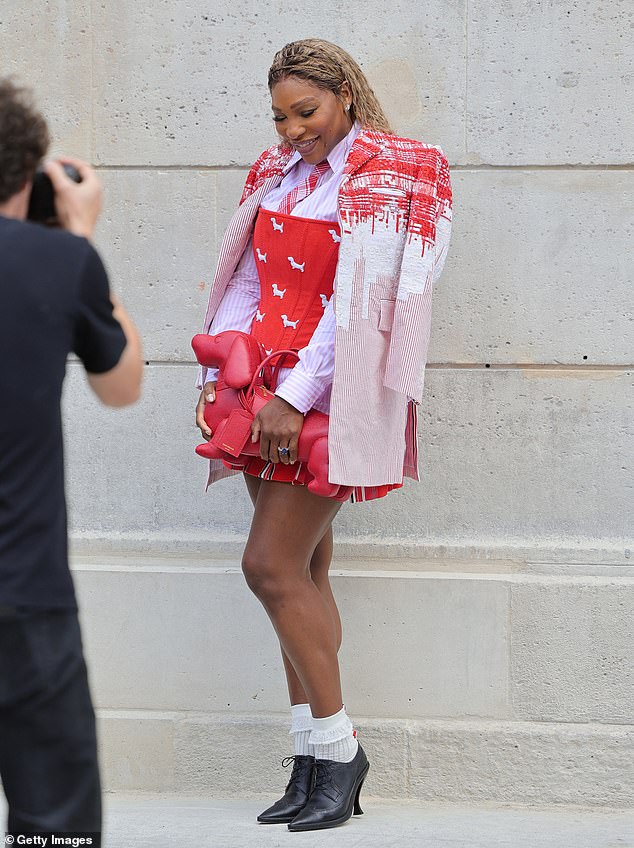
[5,0,633,804]
[73,557,634,806]
[6,0,630,556]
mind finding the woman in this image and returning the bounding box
[195,39,452,831]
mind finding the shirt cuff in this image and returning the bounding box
[275,369,328,414]
[196,365,219,389]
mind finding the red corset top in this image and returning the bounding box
[250,208,341,354]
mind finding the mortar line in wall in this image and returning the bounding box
[507,582,514,720]
[464,0,469,161]
[448,164,634,171]
[89,1,95,162]
[94,708,634,730]
[404,720,411,794]
[90,163,634,172]
[429,363,632,372]
[67,360,631,372]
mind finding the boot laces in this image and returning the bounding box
[313,759,336,793]
[281,755,311,789]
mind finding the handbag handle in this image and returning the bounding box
[269,349,300,390]
[240,349,300,413]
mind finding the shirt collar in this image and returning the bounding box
[282,121,362,175]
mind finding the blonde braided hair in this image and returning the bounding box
[268,39,393,134]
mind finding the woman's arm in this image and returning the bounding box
[196,238,260,388]
[195,240,260,440]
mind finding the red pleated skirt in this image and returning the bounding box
[223,455,402,503]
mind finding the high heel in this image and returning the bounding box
[288,744,370,831]
[353,776,366,815]
[257,755,315,824]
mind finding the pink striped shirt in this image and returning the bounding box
[200,123,362,414]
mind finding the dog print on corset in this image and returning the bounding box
[250,209,340,353]
[229,207,404,504]
[228,207,341,491]
[287,257,305,272]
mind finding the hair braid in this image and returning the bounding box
[268,39,393,134]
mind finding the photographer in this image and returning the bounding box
[0,79,142,842]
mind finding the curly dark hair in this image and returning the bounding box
[0,78,49,204]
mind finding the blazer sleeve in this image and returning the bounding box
[196,239,261,388]
[195,145,282,388]
[383,147,452,403]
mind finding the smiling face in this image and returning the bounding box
[270,76,352,164]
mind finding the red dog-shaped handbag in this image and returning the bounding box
[192,331,347,500]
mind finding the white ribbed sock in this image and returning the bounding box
[289,703,313,756]
[308,706,359,763]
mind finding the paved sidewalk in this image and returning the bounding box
[99,795,634,848]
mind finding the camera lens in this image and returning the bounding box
[27,163,82,226]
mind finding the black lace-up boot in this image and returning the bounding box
[257,755,315,824]
[287,743,369,831]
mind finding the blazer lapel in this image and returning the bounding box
[220,147,294,267]
[336,131,386,240]
[204,166,287,330]
[341,130,385,181]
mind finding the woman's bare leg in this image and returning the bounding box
[243,476,342,707]
[241,477,343,717]
[282,526,342,704]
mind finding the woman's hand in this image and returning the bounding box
[195,381,216,441]
[251,396,304,464]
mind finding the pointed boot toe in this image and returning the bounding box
[257,755,315,824]
[288,744,369,832]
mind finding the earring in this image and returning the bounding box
[345,103,351,112]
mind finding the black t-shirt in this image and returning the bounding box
[0,215,126,609]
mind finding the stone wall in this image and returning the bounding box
[6,1,631,558]
[4,1,633,803]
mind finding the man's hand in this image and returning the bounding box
[43,156,102,239]
[196,382,217,441]
[251,396,304,465]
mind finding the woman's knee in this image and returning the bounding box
[241,546,301,601]
[241,547,265,595]
[309,528,333,583]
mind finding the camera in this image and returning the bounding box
[27,163,82,226]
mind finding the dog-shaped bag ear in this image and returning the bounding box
[191,331,264,389]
